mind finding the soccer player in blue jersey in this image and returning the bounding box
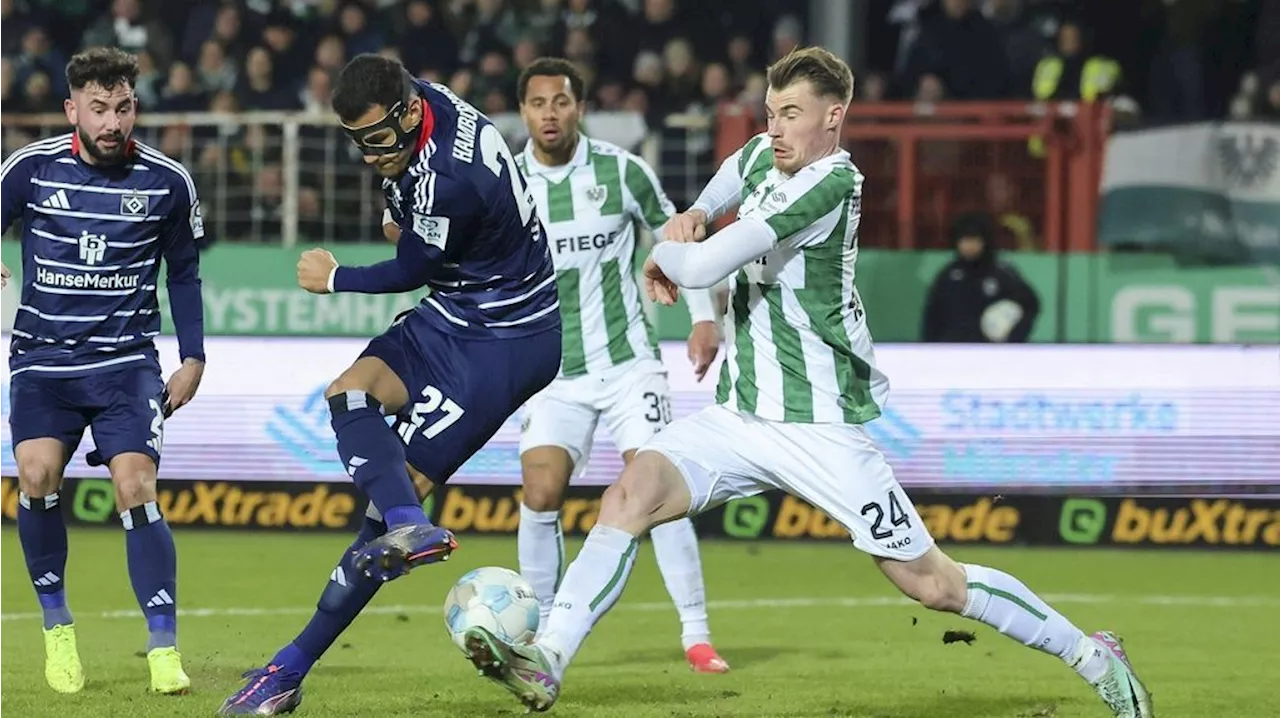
[1,47,206,696]
[220,54,562,715]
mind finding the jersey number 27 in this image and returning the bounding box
[479,124,536,229]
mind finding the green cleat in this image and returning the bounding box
[43,624,85,694]
[463,626,561,712]
[147,646,191,695]
[1089,631,1154,718]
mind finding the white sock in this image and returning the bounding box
[960,564,1086,662]
[649,518,711,650]
[1067,633,1112,684]
[538,524,639,673]
[517,504,563,625]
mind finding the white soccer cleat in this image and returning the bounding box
[1087,631,1154,718]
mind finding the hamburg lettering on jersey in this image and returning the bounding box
[1,133,206,378]
[337,79,558,340]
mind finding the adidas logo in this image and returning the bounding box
[40,189,70,210]
[145,589,175,608]
[329,567,347,587]
[33,571,61,587]
[345,456,368,478]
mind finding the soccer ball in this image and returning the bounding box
[443,566,541,652]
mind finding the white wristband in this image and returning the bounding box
[326,266,338,293]
[382,208,394,227]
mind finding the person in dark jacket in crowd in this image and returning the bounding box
[922,212,1041,343]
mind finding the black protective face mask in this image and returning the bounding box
[341,72,420,156]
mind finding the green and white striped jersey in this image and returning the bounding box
[715,134,889,424]
[516,135,671,378]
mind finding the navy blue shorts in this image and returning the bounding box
[8,364,166,466]
[362,311,561,483]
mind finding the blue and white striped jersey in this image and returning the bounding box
[332,79,559,339]
[1,132,205,378]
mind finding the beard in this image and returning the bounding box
[77,126,128,165]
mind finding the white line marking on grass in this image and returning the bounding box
[2,594,1277,623]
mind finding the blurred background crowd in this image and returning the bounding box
[1,0,1276,248]
[5,0,1275,122]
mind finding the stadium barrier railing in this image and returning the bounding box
[708,100,1111,252]
[3,102,1107,254]
[0,110,663,248]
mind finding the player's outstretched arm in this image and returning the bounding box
[650,217,776,292]
[1,262,9,290]
[317,174,475,295]
[307,235,437,295]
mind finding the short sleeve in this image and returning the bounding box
[622,153,675,231]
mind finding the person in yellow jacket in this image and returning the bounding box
[1030,20,1121,157]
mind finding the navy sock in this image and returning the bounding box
[123,502,178,651]
[274,514,388,675]
[18,492,73,630]
[328,391,426,526]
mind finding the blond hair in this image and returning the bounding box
[766,46,854,104]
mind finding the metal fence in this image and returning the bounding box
[1,110,718,246]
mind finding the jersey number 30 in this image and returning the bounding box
[480,124,536,228]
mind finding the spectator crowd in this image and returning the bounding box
[1,0,1275,243]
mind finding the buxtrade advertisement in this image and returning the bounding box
[4,478,1276,549]
[3,338,1276,495]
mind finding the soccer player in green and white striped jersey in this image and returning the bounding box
[465,49,1152,718]
[510,58,728,674]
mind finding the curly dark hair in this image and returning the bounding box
[517,57,586,103]
[65,46,139,92]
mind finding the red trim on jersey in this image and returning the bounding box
[415,97,434,154]
[70,131,137,158]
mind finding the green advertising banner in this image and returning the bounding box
[1088,254,1280,344]
[2,241,1275,343]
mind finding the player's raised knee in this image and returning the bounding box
[325,374,369,399]
[325,357,409,414]
[597,452,690,535]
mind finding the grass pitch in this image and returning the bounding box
[2,528,1277,717]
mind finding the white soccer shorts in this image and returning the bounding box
[640,404,934,561]
[519,357,672,469]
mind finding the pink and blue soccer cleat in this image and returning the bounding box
[355,523,458,582]
[219,665,304,715]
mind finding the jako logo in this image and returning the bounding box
[864,407,922,461]
[265,385,346,475]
